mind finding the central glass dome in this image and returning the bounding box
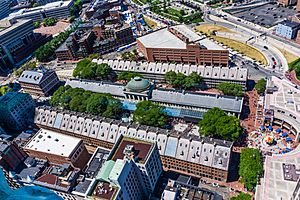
[125,77,151,92]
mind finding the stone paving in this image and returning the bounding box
[247,126,298,155]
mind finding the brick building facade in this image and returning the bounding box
[137,25,229,66]
[24,129,90,169]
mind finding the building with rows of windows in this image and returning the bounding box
[9,0,74,22]
[0,17,51,72]
[18,65,60,97]
[66,78,244,120]
[89,135,162,200]
[93,59,248,90]
[34,106,233,182]
[24,129,90,169]
[137,25,229,66]
[0,92,35,131]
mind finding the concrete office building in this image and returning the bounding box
[275,20,300,39]
[0,17,51,71]
[34,106,234,182]
[94,59,248,89]
[91,135,163,199]
[0,92,35,131]
[24,129,90,169]
[161,179,222,200]
[9,0,74,22]
[19,65,60,97]
[264,76,300,142]
[66,78,244,120]
[137,25,229,66]
[255,147,300,200]
[0,1,10,20]
[0,140,27,171]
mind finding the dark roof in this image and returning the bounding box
[36,174,58,185]
[92,181,118,200]
[279,20,300,28]
[85,147,110,178]
[18,167,41,179]
[74,179,92,194]
[0,141,9,152]
[111,137,153,163]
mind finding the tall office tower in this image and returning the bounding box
[0,1,10,20]
[91,135,163,200]
[0,92,35,131]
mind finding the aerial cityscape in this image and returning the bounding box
[0,0,300,199]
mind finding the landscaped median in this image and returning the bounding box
[288,58,300,80]
[277,48,299,64]
[143,15,159,29]
[195,25,268,66]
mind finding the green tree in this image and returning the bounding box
[50,86,123,118]
[86,94,108,115]
[255,78,267,94]
[81,65,95,79]
[183,72,202,89]
[230,193,252,200]
[239,148,263,190]
[215,115,243,141]
[180,9,185,16]
[164,71,177,85]
[73,59,91,77]
[165,71,202,89]
[117,72,143,82]
[87,53,102,60]
[198,108,243,141]
[217,83,244,97]
[173,72,186,87]
[103,100,123,118]
[35,29,74,62]
[133,100,168,128]
[96,63,111,79]
[69,90,91,112]
[73,0,83,16]
[43,18,57,26]
[0,86,12,96]
[49,86,67,106]
[73,60,111,80]
[33,21,40,28]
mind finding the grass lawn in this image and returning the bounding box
[277,48,299,64]
[289,58,300,79]
[139,0,148,4]
[163,7,183,18]
[132,0,143,5]
[144,16,158,29]
[195,24,234,35]
[213,36,268,65]
[195,24,267,65]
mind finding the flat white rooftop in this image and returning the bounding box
[138,26,225,50]
[25,128,81,158]
[171,24,202,42]
[138,28,186,49]
[255,145,300,200]
[266,76,300,118]
[10,0,72,17]
[199,38,225,50]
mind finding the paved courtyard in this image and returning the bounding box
[247,125,298,155]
